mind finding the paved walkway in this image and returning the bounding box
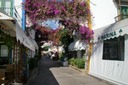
[26,56,116,85]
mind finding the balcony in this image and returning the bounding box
[0,7,13,17]
[115,14,128,21]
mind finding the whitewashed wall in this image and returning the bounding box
[89,35,128,85]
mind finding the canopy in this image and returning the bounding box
[68,40,87,51]
[0,11,14,20]
[0,12,15,37]
[16,22,38,51]
[94,18,128,43]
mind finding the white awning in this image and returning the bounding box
[0,12,16,37]
[16,22,38,51]
[0,12,14,20]
[68,40,87,51]
[94,18,128,43]
[68,41,76,51]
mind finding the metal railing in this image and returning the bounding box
[115,14,128,22]
[0,7,22,25]
[13,7,22,26]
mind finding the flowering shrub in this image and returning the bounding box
[69,58,85,69]
[24,0,93,43]
[79,26,94,42]
[24,0,90,25]
[48,28,61,44]
[59,20,79,34]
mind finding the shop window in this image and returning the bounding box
[5,0,11,15]
[0,45,8,57]
[0,45,9,65]
[103,36,124,61]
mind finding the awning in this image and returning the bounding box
[68,40,87,51]
[68,41,76,51]
[0,11,14,20]
[16,22,38,51]
[94,18,128,43]
[0,12,16,37]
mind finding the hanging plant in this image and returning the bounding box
[79,26,94,42]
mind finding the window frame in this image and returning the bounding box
[102,36,125,61]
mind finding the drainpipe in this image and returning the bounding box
[118,0,121,20]
[22,0,26,30]
[86,0,92,74]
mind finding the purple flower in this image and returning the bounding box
[54,9,60,15]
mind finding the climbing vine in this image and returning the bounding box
[0,30,16,48]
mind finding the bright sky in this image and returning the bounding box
[91,0,117,29]
[14,0,118,30]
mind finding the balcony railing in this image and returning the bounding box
[13,7,22,26]
[0,7,13,17]
[115,14,128,22]
[0,7,22,26]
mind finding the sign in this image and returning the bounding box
[98,29,123,41]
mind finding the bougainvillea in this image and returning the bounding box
[79,26,94,42]
[24,0,90,25]
[24,0,93,44]
[48,28,61,44]
[59,20,79,34]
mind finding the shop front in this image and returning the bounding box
[90,18,128,85]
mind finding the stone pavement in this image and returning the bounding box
[26,56,116,85]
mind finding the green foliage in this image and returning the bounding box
[60,52,68,62]
[0,30,16,48]
[59,29,73,46]
[42,46,49,51]
[69,58,85,69]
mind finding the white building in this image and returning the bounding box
[89,0,128,84]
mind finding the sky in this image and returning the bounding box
[14,0,118,30]
[90,0,117,29]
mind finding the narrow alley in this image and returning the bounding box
[26,56,116,85]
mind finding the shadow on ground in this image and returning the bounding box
[26,56,61,85]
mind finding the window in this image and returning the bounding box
[0,0,2,7]
[0,45,8,57]
[5,0,11,15]
[103,36,124,61]
[121,6,128,19]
